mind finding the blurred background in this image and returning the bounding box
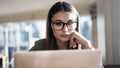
[0,0,120,68]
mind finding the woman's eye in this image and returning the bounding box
[67,22,74,25]
[55,22,62,26]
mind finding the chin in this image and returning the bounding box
[60,38,69,42]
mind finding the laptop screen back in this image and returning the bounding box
[14,50,102,68]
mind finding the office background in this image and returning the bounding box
[0,0,120,67]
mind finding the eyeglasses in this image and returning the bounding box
[51,20,77,31]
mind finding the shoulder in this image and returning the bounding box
[35,38,46,45]
[29,38,46,51]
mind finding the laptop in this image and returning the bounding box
[14,49,102,68]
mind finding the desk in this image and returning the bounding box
[104,65,120,68]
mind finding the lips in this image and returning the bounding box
[61,35,70,38]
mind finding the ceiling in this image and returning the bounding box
[0,0,96,23]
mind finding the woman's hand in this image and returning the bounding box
[69,31,93,49]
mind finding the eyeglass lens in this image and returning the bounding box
[52,20,77,30]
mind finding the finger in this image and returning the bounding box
[73,39,78,48]
[69,34,73,47]
[70,39,75,48]
[70,39,77,48]
[74,39,79,44]
[70,38,75,47]
[70,32,77,48]
[73,44,77,48]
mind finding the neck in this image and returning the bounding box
[56,40,68,50]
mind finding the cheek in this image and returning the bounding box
[52,29,60,38]
[51,25,62,38]
[69,30,76,34]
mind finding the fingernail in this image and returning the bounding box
[73,45,76,48]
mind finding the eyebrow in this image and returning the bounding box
[52,20,62,22]
[52,20,76,22]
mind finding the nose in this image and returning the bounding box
[62,25,69,32]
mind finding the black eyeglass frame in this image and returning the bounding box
[51,20,77,30]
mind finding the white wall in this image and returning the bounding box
[0,0,96,24]
[97,0,120,64]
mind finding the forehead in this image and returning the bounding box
[52,11,77,22]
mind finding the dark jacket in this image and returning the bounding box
[30,38,81,51]
[30,39,46,51]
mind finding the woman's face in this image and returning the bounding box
[51,11,77,42]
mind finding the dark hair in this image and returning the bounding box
[45,1,80,50]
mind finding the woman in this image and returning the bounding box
[30,1,93,51]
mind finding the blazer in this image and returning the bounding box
[30,38,81,51]
[30,39,46,51]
